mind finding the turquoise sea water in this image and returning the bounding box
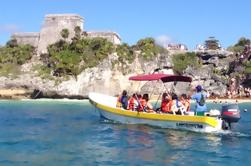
[0,100,251,166]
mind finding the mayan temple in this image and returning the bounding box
[11,14,121,55]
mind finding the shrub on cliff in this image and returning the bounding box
[116,43,135,63]
[0,63,20,77]
[172,52,200,74]
[45,37,114,78]
[244,61,251,74]
[227,37,251,53]
[0,43,34,65]
[134,38,166,60]
[235,37,250,47]
[6,39,18,48]
[61,28,70,39]
[0,42,34,77]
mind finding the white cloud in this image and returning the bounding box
[0,24,20,33]
[155,35,172,47]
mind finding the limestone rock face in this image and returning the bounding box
[183,54,234,97]
[0,50,235,98]
[0,74,56,92]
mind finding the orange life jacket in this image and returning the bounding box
[161,100,168,112]
[167,100,173,113]
[138,98,147,112]
[128,97,136,110]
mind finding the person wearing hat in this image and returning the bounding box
[191,85,209,116]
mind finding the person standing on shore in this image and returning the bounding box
[190,85,209,116]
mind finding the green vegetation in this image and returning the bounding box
[32,64,54,80]
[0,39,34,65]
[0,31,169,78]
[60,28,69,39]
[2,30,249,84]
[116,43,135,63]
[245,66,251,74]
[74,26,81,39]
[113,38,167,74]
[42,36,114,79]
[205,37,220,50]
[0,63,21,78]
[244,61,251,74]
[42,35,168,78]
[0,39,34,77]
[135,38,166,60]
[6,38,18,48]
[115,38,167,64]
[235,37,250,46]
[227,45,243,53]
[172,52,200,74]
[227,37,251,53]
[212,68,229,81]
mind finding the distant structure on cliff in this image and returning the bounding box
[195,37,222,52]
[86,31,121,45]
[166,43,188,51]
[11,14,121,55]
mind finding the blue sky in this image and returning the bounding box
[0,0,251,49]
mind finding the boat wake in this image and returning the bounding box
[219,131,251,138]
[100,117,251,138]
[100,116,120,124]
[197,129,251,139]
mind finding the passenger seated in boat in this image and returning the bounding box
[170,93,186,115]
[138,94,154,113]
[180,94,190,112]
[116,95,122,108]
[160,93,172,113]
[190,85,209,116]
[136,94,142,102]
[128,93,139,111]
[136,93,142,110]
[116,90,128,109]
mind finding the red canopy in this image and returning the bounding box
[129,73,167,81]
[129,74,192,83]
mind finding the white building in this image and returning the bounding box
[166,43,188,51]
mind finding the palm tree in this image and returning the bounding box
[74,26,81,39]
[6,39,18,48]
[60,28,69,40]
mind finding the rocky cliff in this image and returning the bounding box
[0,50,236,99]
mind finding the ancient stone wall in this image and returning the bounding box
[10,13,122,55]
[86,31,121,45]
[11,32,40,47]
[37,14,84,54]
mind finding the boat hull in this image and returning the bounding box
[89,92,223,133]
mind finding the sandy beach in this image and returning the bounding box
[0,89,32,99]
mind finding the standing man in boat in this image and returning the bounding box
[191,85,209,116]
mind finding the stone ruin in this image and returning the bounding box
[86,31,121,45]
[11,14,121,55]
[11,32,40,48]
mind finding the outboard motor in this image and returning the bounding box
[221,104,241,129]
